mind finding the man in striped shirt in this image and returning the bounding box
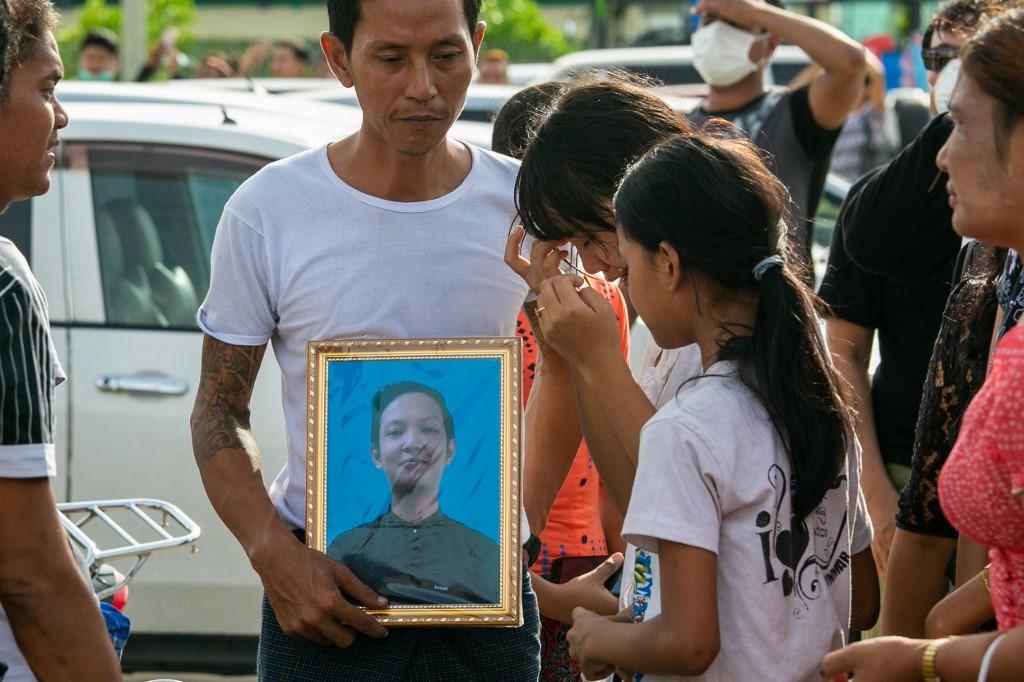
[0,0,121,678]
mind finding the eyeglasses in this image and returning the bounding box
[921,44,958,72]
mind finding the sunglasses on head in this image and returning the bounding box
[921,44,958,72]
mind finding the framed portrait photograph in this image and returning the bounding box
[305,337,523,627]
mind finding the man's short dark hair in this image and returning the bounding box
[370,382,455,451]
[1,0,57,102]
[328,0,482,53]
[274,38,310,64]
[80,27,118,57]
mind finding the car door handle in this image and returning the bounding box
[96,374,189,396]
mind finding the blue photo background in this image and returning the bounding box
[325,357,502,545]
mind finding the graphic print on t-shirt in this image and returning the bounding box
[755,464,851,617]
[631,549,654,623]
[631,549,656,682]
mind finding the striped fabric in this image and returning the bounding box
[0,238,57,452]
[258,572,542,681]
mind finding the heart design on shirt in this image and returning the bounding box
[775,519,810,572]
[774,520,809,597]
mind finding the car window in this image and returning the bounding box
[0,200,32,261]
[459,108,499,123]
[814,190,841,250]
[770,62,807,87]
[87,144,267,329]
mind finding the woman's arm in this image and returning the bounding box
[925,565,995,638]
[599,481,626,555]
[827,316,899,578]
[850,547,880,631]
[822,627,1024,681]
[570,361,656,514]
[537,276,657,513]
[523,345,585,532]
[881,529,956,636]
[568,541,719,679]
[955,535,990,588]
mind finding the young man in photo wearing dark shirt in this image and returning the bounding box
[688,0,866,263]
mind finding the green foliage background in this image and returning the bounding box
[57,0,572,78]
[58,0,197,76]
[480,0,577,62]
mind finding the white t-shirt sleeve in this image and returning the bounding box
[622,416,723,555]
[851,478,873,554]
[197,206,277,346]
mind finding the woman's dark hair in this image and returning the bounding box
[516,73,694,242]
[960,6,1024,152]
[923,0,1000,47]
[491,81,564,159]
[370,382,455,451]
[328,0,482,53]
[0,0,56,102]
[614,132,852,521]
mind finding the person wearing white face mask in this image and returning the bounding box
[687,0,866,268]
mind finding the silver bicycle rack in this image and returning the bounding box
[57,499,201,600]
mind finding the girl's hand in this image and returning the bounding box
[557,553,624,624]
[536,275,621,374]
[820,637,929,682]
[568,607,615,680]
[504,226,566,294]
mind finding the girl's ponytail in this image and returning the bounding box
[744,253,850,519]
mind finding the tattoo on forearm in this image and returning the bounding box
[190,337,266,465]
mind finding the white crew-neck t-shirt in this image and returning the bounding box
[198,143,530,533]
[622,359,872,682]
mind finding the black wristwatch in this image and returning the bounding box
[523,533,541,567]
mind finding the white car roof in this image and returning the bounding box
[288,82,519,107]
[164,77,336,95]
[56,80,362,123]
[60,101,345,157]
[58,99,495,157]
[549,44,810,71]
[506,63,555,86]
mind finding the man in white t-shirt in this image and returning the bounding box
[190,1,539,679]
[0,1,122,680]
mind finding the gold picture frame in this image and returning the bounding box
[306,337,523,627]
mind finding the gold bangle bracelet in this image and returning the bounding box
[922,637,950,682]
[983,564,992,593]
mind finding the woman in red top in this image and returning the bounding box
[822,8,1024,680]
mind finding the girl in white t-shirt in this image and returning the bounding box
[544,132,878,681]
